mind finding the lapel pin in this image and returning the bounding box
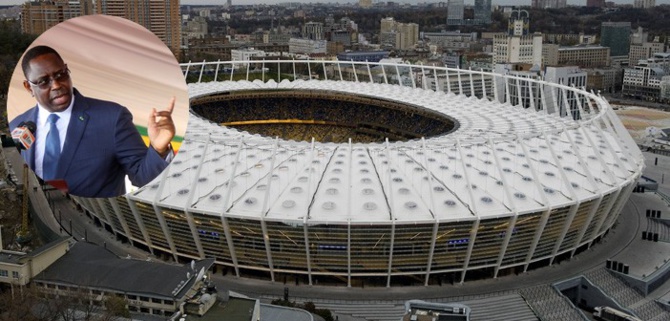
[79,116,84,121]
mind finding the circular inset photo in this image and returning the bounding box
[6,15,188,198]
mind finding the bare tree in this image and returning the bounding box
[0,284,129,321]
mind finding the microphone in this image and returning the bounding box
[11,121,36,151]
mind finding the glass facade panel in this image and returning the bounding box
[266,221,308,271]
[135,201,170,250]
[599,184,630,234]
[350,225,391,273]
[431,221,474,270]
[87,198,107,225]
[559,199,597,252]
[469,217,510,267]
[100,199,124,233]
[308,224,348,274]
[532,206,570,260]
[227,218,268,269]
[502,212,542,265]
[160,207,199,258]
[582,192,614,241]
[391,223,434,272]
[116,197,145,242]
[191,212,232,264]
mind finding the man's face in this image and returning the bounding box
[22,53,73,113]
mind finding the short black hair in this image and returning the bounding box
[21,45,64,78]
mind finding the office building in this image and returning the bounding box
[585,68,621,93]
[474,0,492,24]
[543,44,610,68]
[96,0,181,57]
[600,22,631,59]
[288,38,327,55]
[622,54,670,100]
[447,0,464,26]
[629,27,665,66]
[359,0,373,8]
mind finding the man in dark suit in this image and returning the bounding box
[9,45,175,198]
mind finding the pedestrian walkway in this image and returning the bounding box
[520,285,584,321]
[584,268,670,321]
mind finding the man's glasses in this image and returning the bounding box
[26,66,70,89]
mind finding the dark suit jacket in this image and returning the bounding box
[9,89,168,197]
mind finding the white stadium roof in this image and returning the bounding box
[130,78,641,224]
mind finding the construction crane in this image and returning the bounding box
[16,164,31,245]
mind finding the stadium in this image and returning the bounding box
[73,60,644,287]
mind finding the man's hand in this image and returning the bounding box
[148,97,176,158]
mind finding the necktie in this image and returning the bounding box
[43,114,61,180]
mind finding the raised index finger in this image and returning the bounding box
[164,96,176,114]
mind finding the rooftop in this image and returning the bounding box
[34,242,213,299]
[129,78,640,224]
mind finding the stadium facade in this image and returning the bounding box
[73,60,644,287]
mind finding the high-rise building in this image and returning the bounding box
[447,0,464,26]
[634,0,655,8]
[359,0,372,8]
[380,17,396,34]
[379,17,419,50]
[493,10,542,66]
[96,0,181,57]
[397,23,419,50]
[226,0,232,8]
[21,0,94,35]
[303,22,324,40]
[474,0,492,24]
[600,22,631,59]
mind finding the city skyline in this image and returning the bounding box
[4,0,670,6]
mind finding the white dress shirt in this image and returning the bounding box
[35,96,74,179]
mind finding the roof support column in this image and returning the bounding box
[461,219,480,284]
[184,135,212,260]
[125,195,155,255]
[592,188,622,238]
[516,139,551,272]
[489,138,519,278]
[347,139,353,287]
[386,220,396,288]
[108,198,135,246]
[220,141,244,277]
[347,220,352,287]
[523,209,551,272]
[455,138,479,283]
[260,138,281,283]
[425,219,439,286]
